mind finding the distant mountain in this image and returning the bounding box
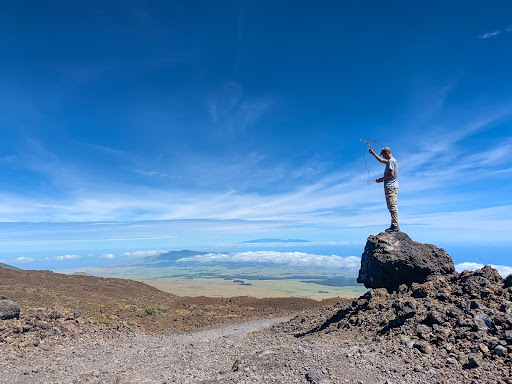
[239,239,311,244]
[0,262,19,270]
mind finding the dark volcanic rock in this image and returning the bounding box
[287,263,511,381]
[460,265,503,298]
[280,234,511,383]
[504,274,512,289]
[0,299,20,320]
[305,368,332,384]
[357,231,455,292]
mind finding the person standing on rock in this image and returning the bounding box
[369,145,399,232]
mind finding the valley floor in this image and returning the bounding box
[140,277,366,300]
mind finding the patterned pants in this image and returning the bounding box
[385,188,399,227]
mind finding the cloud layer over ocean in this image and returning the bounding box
[177,250,361,271]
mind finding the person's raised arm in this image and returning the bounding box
[369,144,387,164]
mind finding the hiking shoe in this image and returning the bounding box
[385,225,400,233]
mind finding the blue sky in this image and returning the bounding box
[1,1,512,270]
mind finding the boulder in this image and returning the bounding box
[357,232,455,292]
[0,299,20,320]
[459,266,503,297]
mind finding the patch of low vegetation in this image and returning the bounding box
[120,305,138,312]
[144,308,157,316]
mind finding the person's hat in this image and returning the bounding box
[380,147,391,155]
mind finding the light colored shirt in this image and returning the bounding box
[384,158,398,189]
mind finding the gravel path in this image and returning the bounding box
[1,317,455,384]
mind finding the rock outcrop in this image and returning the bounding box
[284,264,512,381]
[0,302,136,349]
[357,231,455,292]
[281,233,512,380]
[0,298,20,320]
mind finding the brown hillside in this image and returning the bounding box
[0,269,344,333]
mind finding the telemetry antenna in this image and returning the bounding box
[360,137,384,185]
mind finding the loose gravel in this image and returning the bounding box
[1,316,473,384]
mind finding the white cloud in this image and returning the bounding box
[45,254,81,261]
[177,251,361,271]
[456,262,512,278]
[478,24,512,39]
[15,256,34,263]
[479,30,502,39]
[0,104,511,250]
[134,169,168,177]
[56,254,80,260]
[121,250,169,257]
[101,254,115,259]
[9,110,506,227]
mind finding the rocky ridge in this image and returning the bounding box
[275,232,512,383]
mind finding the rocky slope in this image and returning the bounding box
[277,232,512,383]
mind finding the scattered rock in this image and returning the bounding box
[424,308,446,326]
[0,299,20,320]
[465,353,482,369]
[396,298,418,318]
[231,359,241,372]
[416,324,430,336]
[446,357,458,365]
[414,340,433,354]
[479,343,490,354]
[495,345,507,356]
[305,368,332,384]
[0,305,137,349]
[473,313,494,331]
